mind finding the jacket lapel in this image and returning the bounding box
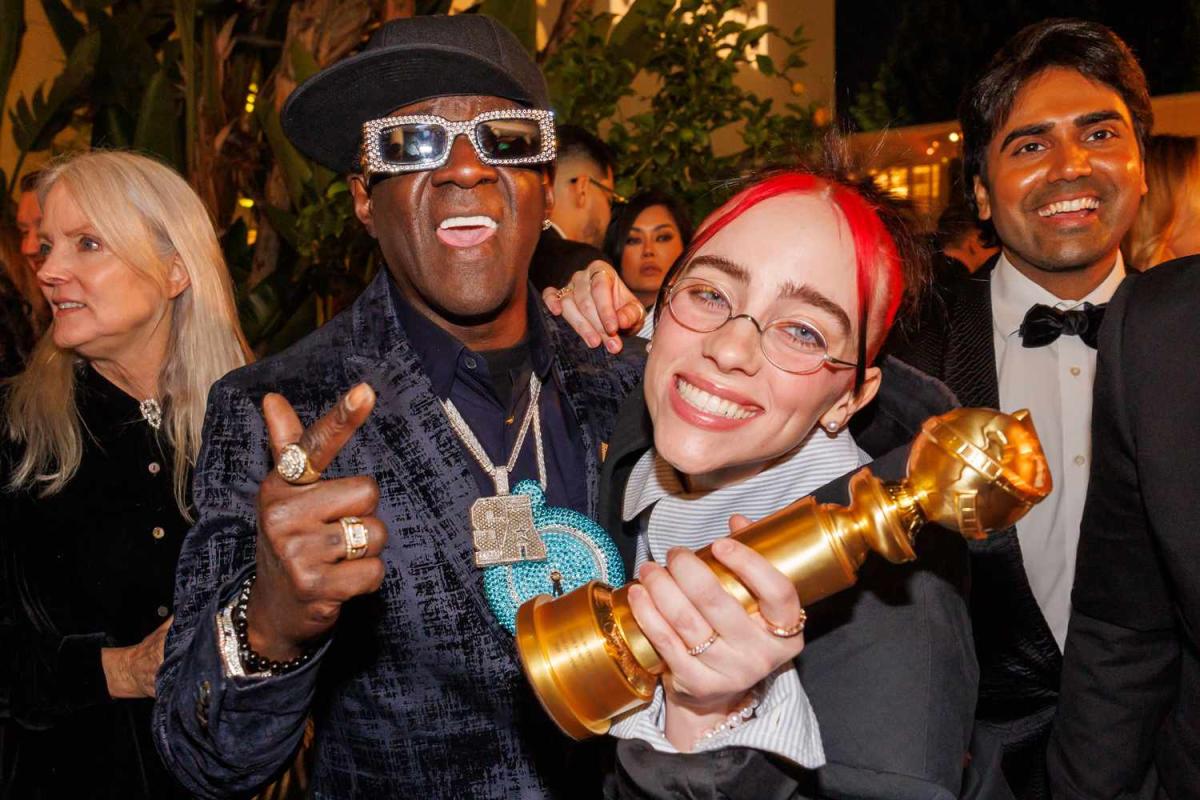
[943,257,1001,409]
[341,274,512,648]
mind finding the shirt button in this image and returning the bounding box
[156,605,170,618]
[1074,455,1086,466]
[148,461,161,474]
[152,526,166,540]
[464,356,477,370]
[1069,366,1081,377]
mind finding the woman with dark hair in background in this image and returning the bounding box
[603,190,693,312]
[0,150,250,798]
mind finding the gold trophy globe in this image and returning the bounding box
[516,407,1052,739]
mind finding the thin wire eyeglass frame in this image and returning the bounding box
[359,109,557,181]
[664,277,860,375]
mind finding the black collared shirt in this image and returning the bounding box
[388,280,589,515]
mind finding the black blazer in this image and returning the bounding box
[529,228,609,292]
[887,257,1062,799]
[600,358,985,800]
[1049,256,1200,800]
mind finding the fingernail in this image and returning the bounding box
[713,538,733,556]
[606,338,620,353]
[347,383,369,410]
[587,335,601,348]
[628,584,645,602]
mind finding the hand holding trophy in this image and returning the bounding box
[516,407,1052,738]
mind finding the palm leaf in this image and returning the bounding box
[9,29,101,153]
[0,0,24,117]
[133,67,181,167]
[479,0,537,53]
[40,0,84,54]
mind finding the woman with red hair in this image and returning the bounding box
[549,167,981,798]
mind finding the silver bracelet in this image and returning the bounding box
[692,689,762,749]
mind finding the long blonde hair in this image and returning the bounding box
[1125,135,1200,269]
[4,151,251,517]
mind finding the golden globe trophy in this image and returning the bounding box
[516,407,1051,739]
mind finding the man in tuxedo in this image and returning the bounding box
[529,125,617,290]
[1048,256,1200,799]
[887,18,1151,799]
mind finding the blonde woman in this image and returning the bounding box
[1125,134,1200,269]
[0,150,249,798]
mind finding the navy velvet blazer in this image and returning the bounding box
[152,271,645,799]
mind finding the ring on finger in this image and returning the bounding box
[277,443,321,485]
[556,285,574,299]
[341,516,369,561]
[686,631,720,656]
[762,608,807,638]
[587,267,607,283]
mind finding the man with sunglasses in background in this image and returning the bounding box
[529,125,621,291]
[152,15,646,798]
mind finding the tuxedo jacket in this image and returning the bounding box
[151,271,646,799]
[598,358,987,800]
[886,256,1062,794]
[1049,256,1200,800]
[529,227,609,292]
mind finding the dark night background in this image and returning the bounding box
[835,0,1200,129]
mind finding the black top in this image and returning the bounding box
[0,270,34,380]
[0,365,191,798]
[390,279,590,516]
[528,227,609,292]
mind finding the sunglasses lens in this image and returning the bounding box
[475,119,543,160]
[380,124,448,165]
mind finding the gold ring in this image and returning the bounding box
[686,631,719,656]
[277,443,320,485]
[556,285,574,299]
[341,516,369,560]
[762,608,807,638]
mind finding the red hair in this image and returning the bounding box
[659,170,907,387]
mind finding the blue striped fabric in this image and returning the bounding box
[607,427,867,765]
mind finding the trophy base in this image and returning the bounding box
[516,582,657,740]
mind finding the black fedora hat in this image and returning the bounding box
[282,15,551,174]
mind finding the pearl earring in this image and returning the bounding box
[823,421,839,435]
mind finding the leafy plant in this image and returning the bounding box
[5,0,822,352]
[546,0,822,220]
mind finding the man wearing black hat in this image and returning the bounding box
[152,15,644,798]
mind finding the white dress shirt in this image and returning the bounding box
[606,426,868,766]
[990,253,1126,649]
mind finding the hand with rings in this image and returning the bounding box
[541,259,646,354]
[250,383,389,664]
[625,515,807,752]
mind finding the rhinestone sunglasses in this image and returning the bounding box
[360,109,556,181]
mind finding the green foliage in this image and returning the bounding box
[546,0,820,220]
[4,0,820,352]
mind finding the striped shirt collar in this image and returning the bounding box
[622,425,868,525]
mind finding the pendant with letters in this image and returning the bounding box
[470,493,547,567]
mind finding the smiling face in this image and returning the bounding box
[351,95,551,345]
[37,184,188,366]
[644,193,880,488]
[620,204,685,306]
[974,68,1146,280]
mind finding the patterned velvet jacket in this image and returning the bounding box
[152,270,645,799]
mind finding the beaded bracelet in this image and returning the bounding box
[692,690,762,750]
[225,573,316,677]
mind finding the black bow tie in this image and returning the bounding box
[1019,302,1106,348]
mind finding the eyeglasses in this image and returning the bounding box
[665,276,859,375]
[569,175,628,204]
[360,109,556,181]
